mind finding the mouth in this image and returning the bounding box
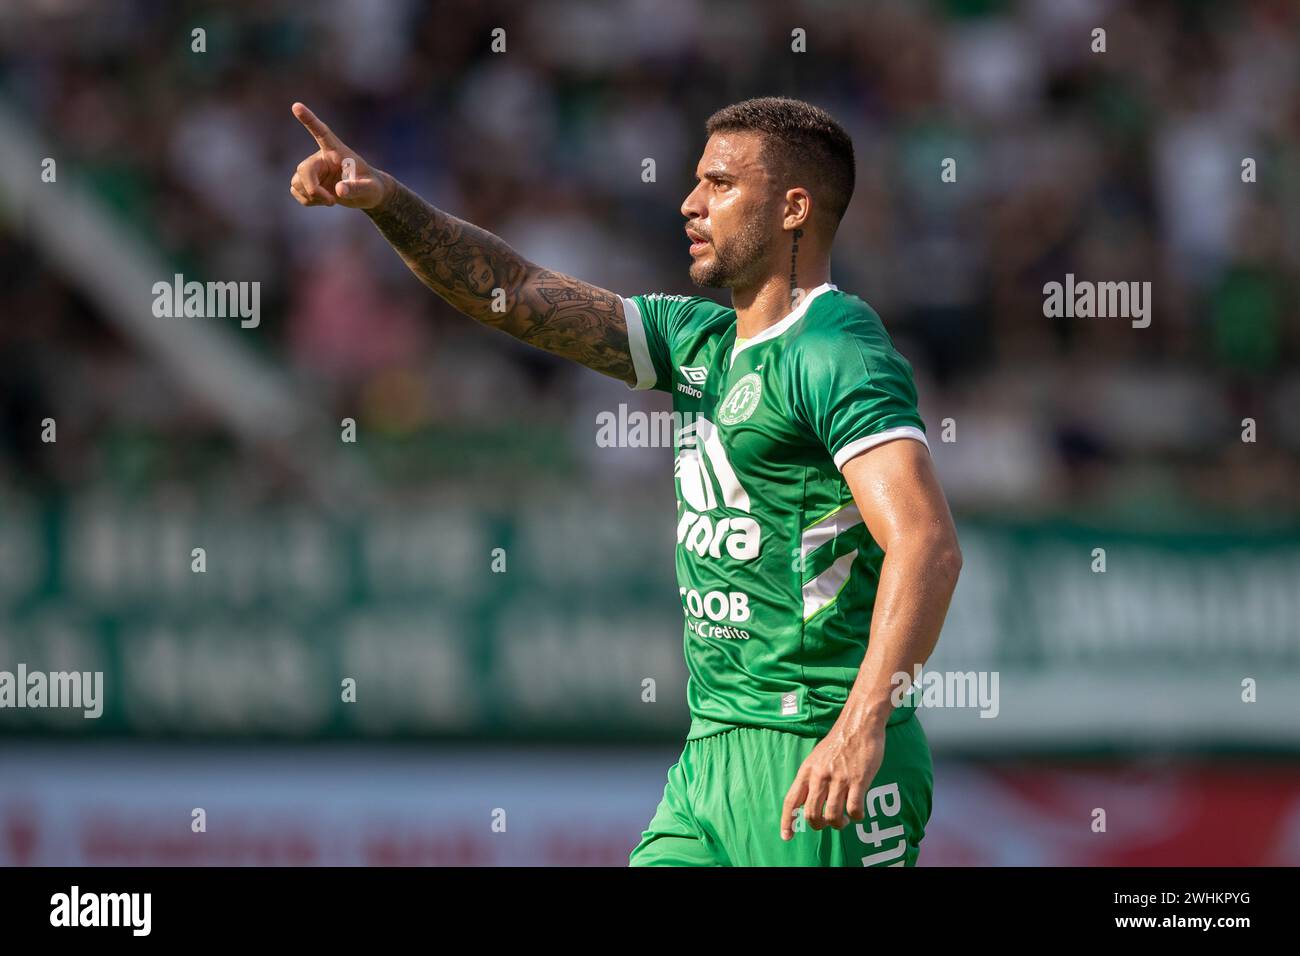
[686,227,710,256]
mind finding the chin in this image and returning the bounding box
[689,261,726,289]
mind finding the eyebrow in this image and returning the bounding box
[697,170,736,184]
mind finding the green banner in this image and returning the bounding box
[1,492,1297,740]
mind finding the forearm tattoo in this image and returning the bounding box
[364,176,635,383]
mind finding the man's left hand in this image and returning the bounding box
[780,720,886,840]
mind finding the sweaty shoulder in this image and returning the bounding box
[785,289,928,471]
[621,292,734,393]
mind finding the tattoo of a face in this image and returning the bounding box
[365,180,635,383]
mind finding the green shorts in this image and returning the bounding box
[629,712,933,867]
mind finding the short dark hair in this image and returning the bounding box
[705,96,855,231]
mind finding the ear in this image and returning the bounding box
[782,187,812,232]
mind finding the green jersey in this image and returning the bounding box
[621,282,928,740]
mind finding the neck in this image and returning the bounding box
[732,254,831,339]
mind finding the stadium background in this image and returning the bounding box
[1,0,1298,865]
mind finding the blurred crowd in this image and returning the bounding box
[1,0,1297,516]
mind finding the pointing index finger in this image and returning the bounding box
[292,102,338,151]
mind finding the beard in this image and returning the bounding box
[689,216,773,289]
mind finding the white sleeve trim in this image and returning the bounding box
[833,426,930,471]
[619,296,657,391]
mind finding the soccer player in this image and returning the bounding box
[289,96,962,867]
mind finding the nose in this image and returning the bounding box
[681,182,706,222]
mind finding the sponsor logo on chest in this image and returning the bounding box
[674,416,762,562]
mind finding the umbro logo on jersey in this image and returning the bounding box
[677,365,707,399]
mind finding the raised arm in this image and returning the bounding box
[288,102,635,384]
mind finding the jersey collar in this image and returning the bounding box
[729,282,838,369]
